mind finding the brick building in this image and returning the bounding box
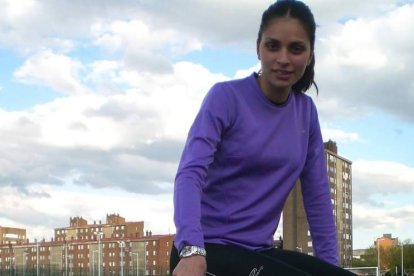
[0,226,26,245]
[0,214,174,275]
[376,233,399,270]
[54,213,145,242]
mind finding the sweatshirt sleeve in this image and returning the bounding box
[300,100,339,265]
[173,83,232,252]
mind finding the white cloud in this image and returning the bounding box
[319,5,414,70]
[313,97,368,121]
[92,19,202,74]
[92,20,202,56]
[0,60,226,196]
[353,160,414,206]
[354,160,414,187]
[14,51,92,95]
[0,1,125,53]
[353,204,414,230]
[322,19,388,70]
[310,0,396,26]
[95,61,228,140]
[88,60,120,80]
[234,62,261,79]
[2,0,37,22]
[0,0,261,54]
[316,3,414,122]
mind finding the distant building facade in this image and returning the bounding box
[375,233,399,270]
[54,213,145,242]
[352,249,368,261]
[283,140,353,267]
[0,226,26,245]
[375,233,398,249]
[0,214,174,275]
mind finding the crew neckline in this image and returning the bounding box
[252,72,292,107]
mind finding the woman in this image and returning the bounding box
[171,0,356,275]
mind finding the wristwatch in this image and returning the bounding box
[179,245,206,258]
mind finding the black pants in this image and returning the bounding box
[170,243,356,276]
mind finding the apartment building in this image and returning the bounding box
[283,140,353,267]
[0,226,26,245]
[375,233,399,249]
[0,214,174,275]
[54,213,145,242]
[376,233,399,270]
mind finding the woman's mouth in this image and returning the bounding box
[273,69,293,80]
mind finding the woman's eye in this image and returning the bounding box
[291,45,306,54]
[266,42,279,51]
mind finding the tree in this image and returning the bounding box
[352,240,414,274]
[381,239,414,274]
[352,246,378,267]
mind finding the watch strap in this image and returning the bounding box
[179,245,206,258]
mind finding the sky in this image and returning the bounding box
[0,0,413,251]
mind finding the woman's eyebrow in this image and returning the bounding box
[264,37,308,45]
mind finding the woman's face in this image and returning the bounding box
[257,16,312,99]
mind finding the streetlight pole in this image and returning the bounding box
[401,243,404,276]
[118,241,125,276]
[23,250,27,276]
[377,239,381,275]
[92,250,98,276]
[65,242,68,276]
[131,253,139,276]
[144,241,147,276]
[8,243,12,276]
[36,240,39,276]
[94,231,103,276]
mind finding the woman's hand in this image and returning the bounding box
[173,255,207,276]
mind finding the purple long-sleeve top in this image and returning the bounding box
[174,73,339,265]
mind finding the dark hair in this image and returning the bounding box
[258,0,318,93]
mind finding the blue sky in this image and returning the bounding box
[1,0,414,251]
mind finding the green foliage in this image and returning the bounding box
[353,239,414,274]
[353,246,378,267]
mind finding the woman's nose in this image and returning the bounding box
[275,49,289,65]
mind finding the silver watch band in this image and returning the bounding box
[179,245,206,258]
